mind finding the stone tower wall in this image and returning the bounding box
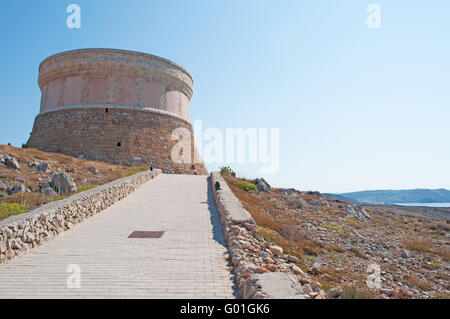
[27,49,207,175]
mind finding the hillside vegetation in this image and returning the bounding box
[0,145,147,220]
[223,173,450,299]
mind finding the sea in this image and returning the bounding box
[391,203,450,208]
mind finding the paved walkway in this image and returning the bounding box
[0,174,237,299]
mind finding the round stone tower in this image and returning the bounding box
[26,48,207,175]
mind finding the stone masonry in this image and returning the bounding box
[26,49,207,175]
[0,169,161,264]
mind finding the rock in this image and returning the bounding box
[311,262,322,275]
[327,288,343,299]
[346,204,370,220]
[13,177,25,183]
[358,207,371,219]
[67,167,76,173]
[5,157,20,169]
[315,291,327,299]
[302,283,313,294]
[252,178,271,193]
[243,272,307,299]
[286,255,298,263]
[8,184,26,195]
[11,239,21,250]
[42,187,56,196]
[24,232,35,243]
[290,264,306,275]
[0,180,7,192]
[301,222,315,229]
[401,250,411,258]
[311,200,321,206]
[269,245,283,256]
[87,166,99,174]
[346,205,358,218]
[51,173,77,194]
[34,163,50,172]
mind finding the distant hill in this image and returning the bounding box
[322,193,362,205]
[337,189,450,205]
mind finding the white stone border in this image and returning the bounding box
[0,169,161,264]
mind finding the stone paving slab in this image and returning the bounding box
[0,174,237,299]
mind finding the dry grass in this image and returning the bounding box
[0,145,149,218]
[222,173,450,299]
[403,239,436,254]
[403,274,434,291]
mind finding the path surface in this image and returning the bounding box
[0,174,236,299]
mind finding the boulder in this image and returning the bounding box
[8,184,26,195]
[327,287,343,299]
[42,187,56,196]
[302,283,313,294]
[0,180,7,192]
[301,222,315,229]
[269,245,283,257]
[311,262,322,275]
[347,204,370,220]
[253,178,271,193]
[5,157,20,169]
[51,173,77,194]
[13,177,25,183]
[34,163,50,172]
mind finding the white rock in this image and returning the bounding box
[269,245,283,256]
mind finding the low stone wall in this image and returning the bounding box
[210,172,326,299]
[0,169,161,264]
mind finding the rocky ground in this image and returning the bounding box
[0,145,147,220]
[223,174,450,299]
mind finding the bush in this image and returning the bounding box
[0,203,28,220]
[236,181,258,194]
[220,166,236,177]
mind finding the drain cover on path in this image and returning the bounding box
[128,231,165,238]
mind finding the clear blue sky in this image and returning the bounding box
[0,1,449,193]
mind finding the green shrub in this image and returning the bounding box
[0,203,28,220]
[319,224,344,233]
[236,181,258,194]
[220,166,236,177]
